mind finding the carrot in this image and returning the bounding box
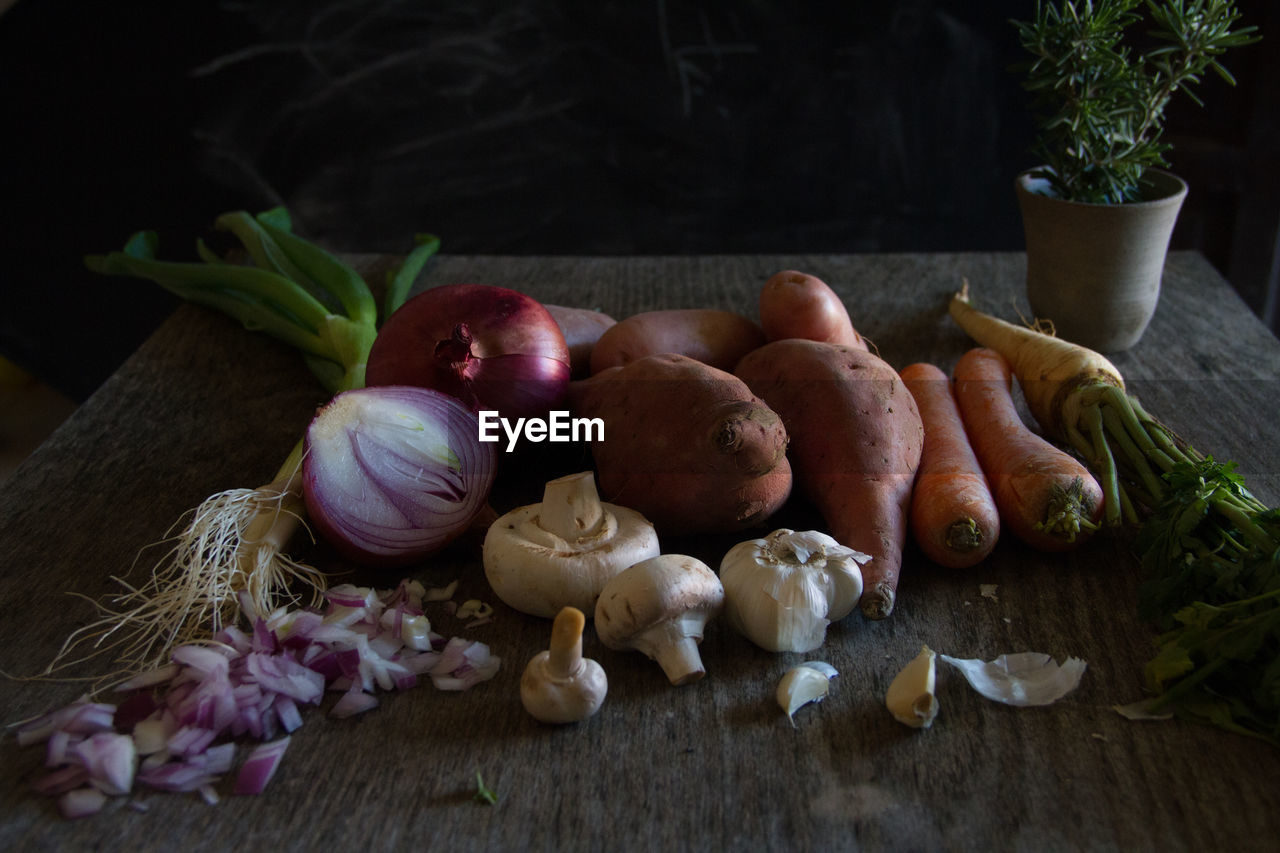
[735,339,923,619]
[949,289,1280,747]
[758,270,866,349]
[948,281,1140,527]
[900,362,1000,567]
[952,347,1103,551]
[949,281,1125,445]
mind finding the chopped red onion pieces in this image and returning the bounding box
[233,737,291,795]
[58,786,106,819]
[32,765,90,797]
[20,578,500,817]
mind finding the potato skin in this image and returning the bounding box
[588,309,765,375]
[568,353,792,536]
[545,304,617,378]
[759,270,866,349]
[735,339,923,619]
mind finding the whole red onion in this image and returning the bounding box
[366,284,571,420]
[302,385,497,565]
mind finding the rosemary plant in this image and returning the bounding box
[1012,0,1260,204]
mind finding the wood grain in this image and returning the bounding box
[2,252,1277,851]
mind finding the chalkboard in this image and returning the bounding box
[0,0,1268,399]
[187,0,1036,255]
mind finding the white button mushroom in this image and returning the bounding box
[483,471,661,618]
[520,606,608,724]
[593,554,725,686]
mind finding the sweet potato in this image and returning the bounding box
[568,353,792,536]
[758,270,866,349]
[545,304,617,378]
[735,339,923,619]
[588,308,765,375]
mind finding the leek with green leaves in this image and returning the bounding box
[52,208,439,678]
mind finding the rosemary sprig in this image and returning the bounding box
[1011,0,1260,204]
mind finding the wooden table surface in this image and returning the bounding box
[3,251,1278,851]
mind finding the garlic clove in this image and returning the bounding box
[886,645,938,729]
[776,661,838,726]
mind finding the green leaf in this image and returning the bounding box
[382,233,441,322]
[473,771,498,805]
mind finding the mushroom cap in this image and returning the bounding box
[593,554,725,649]
[520,652,608,724]
[483,501,660,618]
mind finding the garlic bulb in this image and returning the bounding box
[719,529,869,653]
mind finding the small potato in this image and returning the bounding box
[545,304,617,378]
[589,308,765,375]
[759,270,866,349]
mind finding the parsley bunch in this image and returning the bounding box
[1135,459,1280,746]
[1012,0,1260,204]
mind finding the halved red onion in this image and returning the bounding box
[303,385,497,565]
[366,283,571,420]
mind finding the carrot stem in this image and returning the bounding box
[1035,478,1099,541]
[1213,500,1275,554]
[1100,403,1165,506]
[1081,403,1125,527]
[943,518,986,553]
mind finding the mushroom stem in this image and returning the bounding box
[539,472,606,542]
[547,606,586,678]
[520,605,608,724]
[634,621,708,686]
[653,637,706,686]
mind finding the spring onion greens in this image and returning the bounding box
[46,208,440,682]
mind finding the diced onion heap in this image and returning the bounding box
[15,579,500,818]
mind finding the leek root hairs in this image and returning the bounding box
[35,459,329,685]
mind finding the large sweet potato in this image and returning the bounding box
[735,339,923,619]
[568,353,792,536]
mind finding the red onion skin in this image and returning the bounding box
[366,284,571,419]
[302,386,497,567]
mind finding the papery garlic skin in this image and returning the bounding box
[720,529,869,652]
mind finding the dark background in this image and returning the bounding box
[2,0,1276,402]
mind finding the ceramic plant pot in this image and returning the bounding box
[1015,168,1188,352]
